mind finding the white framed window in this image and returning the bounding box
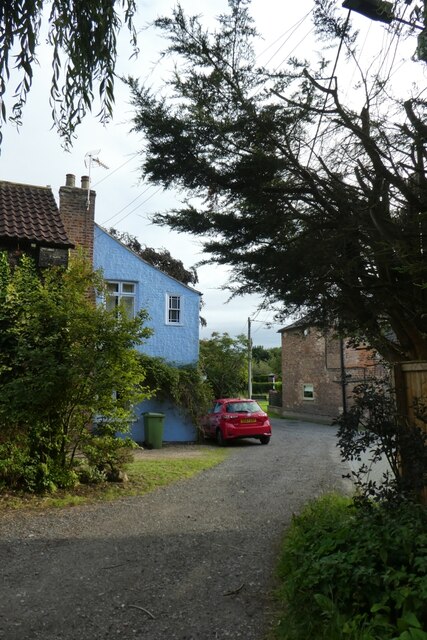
[166,294,182,324]
[303,383,314,400]
[106,281,136,318]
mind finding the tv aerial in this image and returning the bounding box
[84,149,109,208]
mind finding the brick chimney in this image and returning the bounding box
[59,174,96,264]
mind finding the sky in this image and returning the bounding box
[0,0,424,348]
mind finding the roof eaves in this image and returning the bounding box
[95,224,202,295]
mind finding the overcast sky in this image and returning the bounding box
[0,0,422,347]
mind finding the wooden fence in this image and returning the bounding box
[393,361,427,503]
[393,361,427,432]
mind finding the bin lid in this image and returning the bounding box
[143,412,165,418]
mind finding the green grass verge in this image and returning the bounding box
[256,399,283,419]
[0,447,229,511]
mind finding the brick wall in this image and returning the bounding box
[281,327,343,420]
[59,174,95,264]
[281,326,385,421]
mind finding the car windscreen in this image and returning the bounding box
[226,401,262,413]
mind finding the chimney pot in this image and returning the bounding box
[81,175,90,190]
[65,174,76,187]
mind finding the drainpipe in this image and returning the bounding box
[340,338,348,415]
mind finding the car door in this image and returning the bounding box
[207,401,222,436]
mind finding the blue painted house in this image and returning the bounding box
[93,226,201,443]
[58,174,202,443]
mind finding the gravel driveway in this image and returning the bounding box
[0,419,350,640]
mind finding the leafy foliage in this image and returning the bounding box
[127,0,427,363]
[138,354,213,430]
[199,332,248,398]
[252,345,281,377]
[336,380,427,502]
[108,228,199,286]
[0,0,137,148]
[276,494,427,640]
[0,252,151,492]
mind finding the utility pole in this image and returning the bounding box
[339,338,348,415]
[248,317,252,399]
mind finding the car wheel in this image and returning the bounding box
[260,436,270,445]
[216,428,226,447]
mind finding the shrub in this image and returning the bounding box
[335,380,427,502]
[276,495,427,640]
[80,421,136,478]
[252,381,273,394]
[0,252,151,493]
[0,441,32,490]
[138,354,213,430]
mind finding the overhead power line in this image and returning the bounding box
[307,10,352,168]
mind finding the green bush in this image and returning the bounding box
[0,252,151,493]
[138,354,213,428]
[336,380,427,501]
[271,382,282,395]
[276,495,427,640]
[252,381,273,394]
[80,424,136,477]
[0,441,31,490]
[0,441,80,492]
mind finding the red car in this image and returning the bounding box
[202,398,272,446]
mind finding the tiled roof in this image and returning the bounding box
[278,317,310,332]
[0,180,73,247]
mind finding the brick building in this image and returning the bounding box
[0,179,73,267]
[279,319,385,423]
[59,174,95,264]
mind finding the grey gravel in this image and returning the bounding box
[0,419,351,640]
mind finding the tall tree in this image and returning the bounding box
[200,332,248,398]
[127,0,427,364]
[0,0,137,149]
[108,228,198,286]
[252,345,270,364]
[252,346,281,377]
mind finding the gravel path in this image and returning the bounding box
[0,419,350,640]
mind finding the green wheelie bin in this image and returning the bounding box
[143,412,165,449]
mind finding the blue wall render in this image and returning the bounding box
[94,225,201,442]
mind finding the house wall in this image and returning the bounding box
[94,226,200,366]
[58,173,201,442]
[94,226,201,443]
[131,398,197,444]
[281,327,344,421]
[280,327,384,422]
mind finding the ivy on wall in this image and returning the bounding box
[138,354,213,430]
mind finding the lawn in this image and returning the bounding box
[0,445,229,511]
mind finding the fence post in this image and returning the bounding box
[393,361,427,503]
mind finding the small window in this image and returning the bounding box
[303,383,314,400]
[106,281,136,318]
[166,294,182,324]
